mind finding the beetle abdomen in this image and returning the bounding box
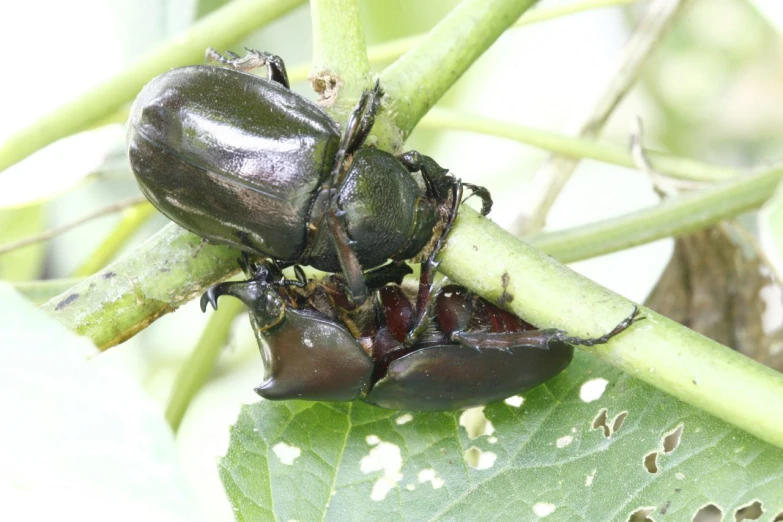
[128,66,341,260]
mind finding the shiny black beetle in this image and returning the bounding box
[127,48,490,303]
[202,257,642,411]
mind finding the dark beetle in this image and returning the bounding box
[202,259,642,411]
[127,49,490,303]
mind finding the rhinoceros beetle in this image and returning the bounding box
[127,48,490,303]
[201,257,642,411]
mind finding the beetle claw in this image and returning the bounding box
[200,286,220,312]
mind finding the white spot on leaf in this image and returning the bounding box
[272,442,301,466]
[533,502,556,517]
[395,414,413,425]
[580,378,608,402]
[417,468,444,489]
[360,440,403,501]
[556,435,573,448]
[585,469,596,487]
[366,435,380,446]
[504,395,524,407]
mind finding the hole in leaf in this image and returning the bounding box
[460,407,495,440]
[628,507,655,522]
[773,510,783,522]
[463,446,497,470]
[644,452,659,474]
[592,408,610,437]
[734,500,764,521]
[613,411,628,433]
[663,425,684,453]
[693,504,723,522]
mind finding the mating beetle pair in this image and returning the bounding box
[128,49,641,410]
[201,257,640,411]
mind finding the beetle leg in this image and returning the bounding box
[320,82,385,304]
[344,81,384,155]
[363,262,413,290]
[405,181,463,346]
[549,306,645,346]
[452,306,644,352]
[461,183,493,216]
[205,48,290,89]
[398,152,493,215]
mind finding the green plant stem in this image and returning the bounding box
[0,0,304,174]
[74,203,156,277]
[308,0,405,149]
[14,278,84,305]
[310,0,370,94]
[419,107,739,182]
[40,226,240,350]
[441,207,783,450]
[380,0,539,139]
[528,164,783,262]
[165,297,246,432]
[287,0,640,84]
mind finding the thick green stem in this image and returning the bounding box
[0,0,304,174]
[310,0,370,97]
[441,208,783,450]
[307,0,404,149]
[40,225,240,350]
[381,0,539,138]
[165,298,246,431]
[14,278,84,305]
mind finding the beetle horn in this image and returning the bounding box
[200,279,268,312]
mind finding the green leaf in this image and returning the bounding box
[220,352,783,521]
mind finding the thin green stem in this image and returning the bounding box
[380,0,539,139]
[528,163,783,262]
[0,0,305,174]
[165,298,246,431]
[440,208,783,450]
[74,203,156,277]
[519,0,692,234]
[419,107,739,181]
